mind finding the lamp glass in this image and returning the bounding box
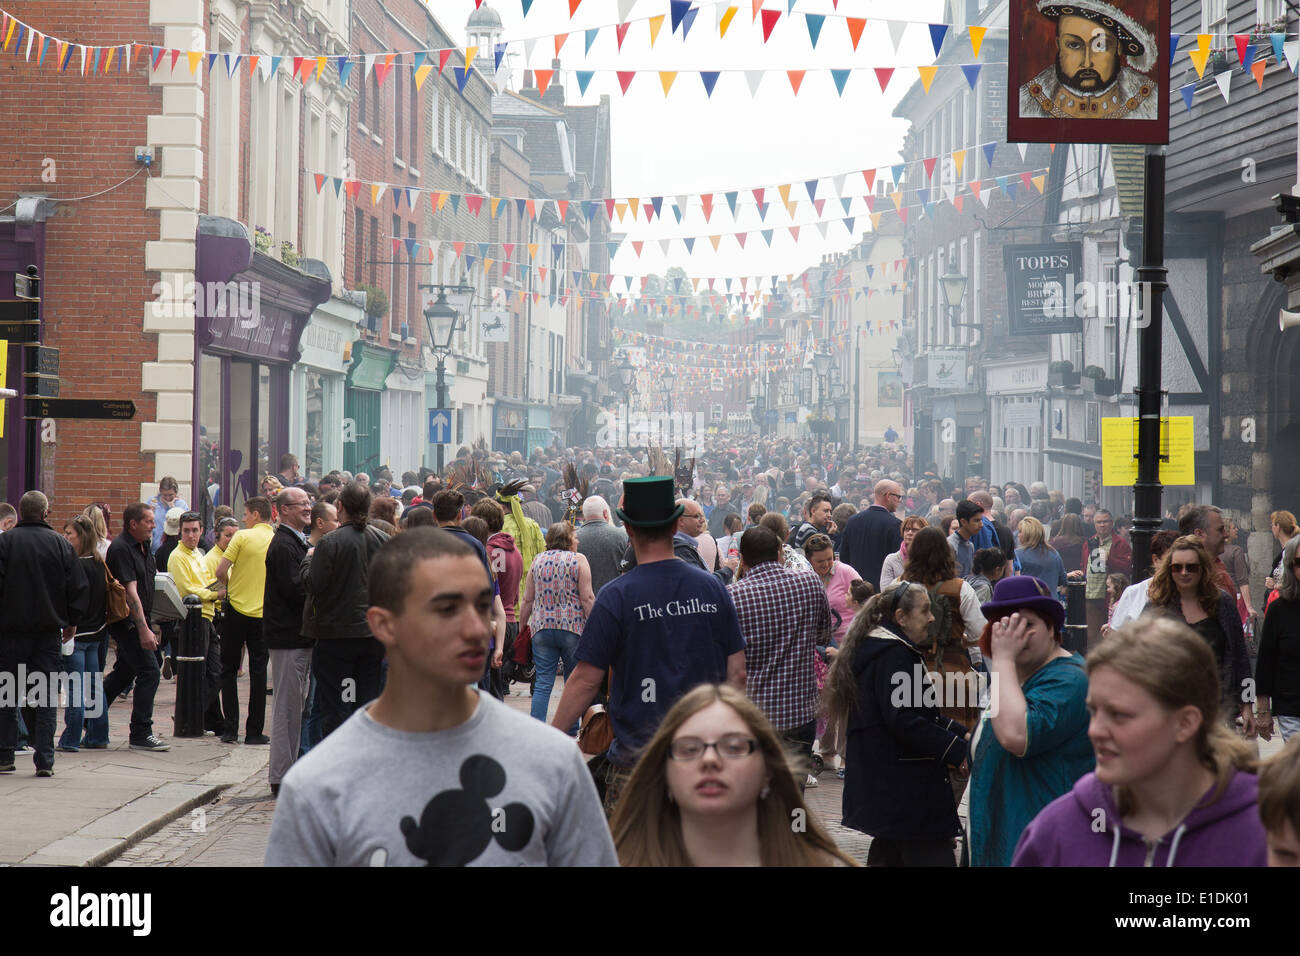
[423,293,457,348]
[813,348,833,378]
[661,370,677,392]
[940,269,968,309]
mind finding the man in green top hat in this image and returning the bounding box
[551,476,747,815]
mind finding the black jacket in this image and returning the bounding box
[0,521,90,636]
[838,505,902,591]
[263,524,311,649]
[842,624,968,841]
[302,522,389,640]
[619,534,734,585]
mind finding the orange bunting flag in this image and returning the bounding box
[846,18,866,51]
[553,34,567,57]
[569,0,584,15]
[863,168,877,192]
[535,69,554,97]
[787,70,805,94]
[1252,58,1266,89]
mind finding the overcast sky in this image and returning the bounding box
[439,0,950,284]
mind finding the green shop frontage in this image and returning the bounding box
[344,343,395,476]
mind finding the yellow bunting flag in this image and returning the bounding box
[869,213,882,231]
[720,6,738,37]
[777,183,792,205]
[491,198,503,217]
[628,197,640,217]
[371,183,386,205]
[1188,47,1209,78]
[1032,175,1046,193]
[889,190,903,212]
[414,64,433,89]
[1197,33,1211,52]
[528,243,539,259]
[649,15,665,46]
[709,235,722,251]
[615,201,628,220]
[315,56,326,80]
[952,149,967,177]
[465,46,477,69]
[484,259,494,274]
[187,50,202,74]
[659,71,677,94]
[969,26,987,58]
[917,65,938,94]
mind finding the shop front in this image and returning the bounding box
[0,198,48,501]
[527,405,552,454]
[196,217,331,516]
[292,293,363,482]
[382,366,426,476]
[344,343,394,475]
[493,401,527,455]
[985,358,1048,486]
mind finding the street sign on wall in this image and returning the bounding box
[1101,416,1195,486]
[927,350,969,390]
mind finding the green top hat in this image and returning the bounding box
[616,476,684,528]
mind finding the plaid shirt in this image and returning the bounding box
[728,561,831,731]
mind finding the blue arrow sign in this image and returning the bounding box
[428,408,452,445]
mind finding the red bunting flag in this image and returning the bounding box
[616,22,631,49]
[922,156,937,179]
[874,67,894,91]
[862,168,876,192]
[760,9,781,42]
[314,173,326,193]
[617,71,635,94]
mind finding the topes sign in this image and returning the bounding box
[1005,242,1084,335]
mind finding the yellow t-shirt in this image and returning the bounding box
[223,523,275,618]
[168,543,221,621]
[203,545,224,578]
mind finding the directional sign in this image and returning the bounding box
[14,272,38,300]
[428,408,452,444]
[24,398,135,421]
[24,345,58,376]
[24,374,59,398]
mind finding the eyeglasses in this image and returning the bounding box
[1170,563,1200,574]
[668,734,758,761]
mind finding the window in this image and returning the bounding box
[407,221,417,339]
[369,216,378,287]
[1201,0,1227,42]
[371,70,380,137]
[392,213,402,335]
[395,68,404,157]
[358,59,367,126]
[1258,0,1286,28]
[409,72,419,164]
[354,208,364,287]
[303,109,323,259]
[430,83,440,156]
[275,84,300,247]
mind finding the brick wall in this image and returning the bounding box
[0,1,163,521]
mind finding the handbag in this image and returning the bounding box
[101,557,131,624]
[578,703,614,756]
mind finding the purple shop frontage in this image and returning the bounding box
[0,198,49,502]
[194,216,330,523]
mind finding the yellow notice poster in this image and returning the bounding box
[1101,416,1195,486]
[0,338,7,438]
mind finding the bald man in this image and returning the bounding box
[838,479,903,590]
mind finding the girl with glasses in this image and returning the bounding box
[1147,536,1255,734]
[609,683,855,866]
[822,582,970,867]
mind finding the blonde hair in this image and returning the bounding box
[80,504,107,549]
[1017,515,1050,551]
[1089,617,1256,817]
[609,684,857,867]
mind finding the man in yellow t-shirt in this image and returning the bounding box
[167,511,226,735]
[215,497,275,745]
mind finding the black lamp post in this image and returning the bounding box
[938,267,973,485]
[813,346,833,463]
[422,284,472,474]
[661,368,677,419]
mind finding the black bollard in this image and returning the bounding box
[1064,579,1088,656]
[174,596,206,737]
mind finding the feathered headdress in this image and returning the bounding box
[560,463,589,524]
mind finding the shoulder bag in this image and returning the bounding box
[101,556,131,624]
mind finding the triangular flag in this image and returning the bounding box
[917,65,938,94]
[575,70,594,94]
[891,163,905,183]
[414,64,433,90]
[569,0,584,14]
[1252,58,1266,89]
[1189,48,1211,77]
[1271,33,1286,67]
[805,13,825,48]
[1285,40,1300,73]
[709,235,722,251]
[887,20,907,53]
[701,194,714,221]
[787,70,805,94]
[616,22,632,49]
[831,69,850,95]
[617,71,635,94]
[553,33,568,57]
[1234,34,1249,67]
[1215,70,1232,103]
[969,25,987,57]
[659,71,677,94]
[1180,81,1196,112]
[585,27,600,54]
[522,0,536,13]
[649,14,665,46]
[187,50,202,74]
[495,42,508,71]
[439,49,452,73]
[745,70,764,96]
[454,67,472,92]
[1170,34,1181,59]
[952,149,967,177]
[874,67,894,92]
[982,142,997,169]
[535,69,554,97]
[1240,43,1256,72]
[726,191,739,215]
[314,173,326,194]
[922,156,938,179]
[962,64,981,89]
[682,6,700,37]
[929,23,949,56]
[863,168,877,193]
[805,179,819,202]
[846,17,866,50]
[760,9,781,42]
[720,6,738,37]
[700,70,720,96]
[671,0,692,33]
[1032,175,1046,194]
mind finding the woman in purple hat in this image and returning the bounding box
[967,575,1094,866]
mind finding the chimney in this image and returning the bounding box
[545,57,566,106]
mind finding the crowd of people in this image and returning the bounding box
[3,436,1300,868]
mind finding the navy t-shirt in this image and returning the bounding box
[576,559,745,768]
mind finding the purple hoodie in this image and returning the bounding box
[1012,768,1268,867]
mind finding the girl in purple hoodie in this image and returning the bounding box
[1013,616,1267,866]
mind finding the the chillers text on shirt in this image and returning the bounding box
[632,597,720,621]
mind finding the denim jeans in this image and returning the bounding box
[298,671,322,758]
[1277,714,1300,741]
[529,628,580,731]
[91,620,161,744]
[58,638,105,751]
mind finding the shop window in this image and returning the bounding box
[304,370,325,481]
[199,353,225,516]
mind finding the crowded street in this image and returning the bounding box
[3,0,1300,932]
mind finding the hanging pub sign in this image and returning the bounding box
[1004,242,1084,335]
[1008,0,1170,144]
